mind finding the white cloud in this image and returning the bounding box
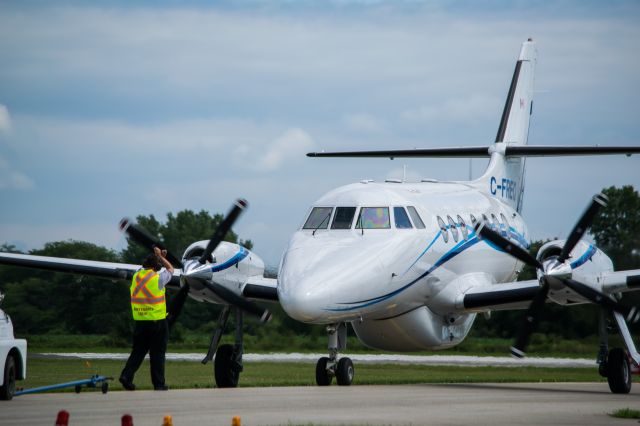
[343,113,386,133]
[0,104,10,133]
[0,155,35,190]
[401,95,502,125]
[234,128,315,172]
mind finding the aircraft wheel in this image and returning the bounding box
[0,355,16,400]
[101,382,109,394]
[336,357,354,386]
[607,348,631,394]
[215,344,240,388]
[315,357,332,386]
[74,384,82,393]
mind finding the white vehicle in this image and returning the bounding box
[0,39,638,394]
[0,292,27,400]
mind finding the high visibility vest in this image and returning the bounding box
[130,269,166,321]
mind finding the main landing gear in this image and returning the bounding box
[202,306,244,388]
[316,323,355,386]
[597,310,638,394]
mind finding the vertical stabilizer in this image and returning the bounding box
[475,39,537,213]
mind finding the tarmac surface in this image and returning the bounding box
[1,382,638,425]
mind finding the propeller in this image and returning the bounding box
[474,192,638,358]
[120,198,271,326]
[119,218,183,268]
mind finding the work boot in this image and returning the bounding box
[154,385,169,391]
[119,377,136,391]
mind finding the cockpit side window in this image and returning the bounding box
[407,206,426,229]
[356,207,390,229]
[331,207,357,229]
[394,207,413,229]
[303,207,333,230]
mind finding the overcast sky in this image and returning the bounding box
[1,1,639,266]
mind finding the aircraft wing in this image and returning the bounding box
[242,276,278,302]
[0,252,182,288]
[458,267,640,314]
[458,279,541,312]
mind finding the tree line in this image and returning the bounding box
[0,186,638,345]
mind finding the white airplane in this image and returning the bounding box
[1,39,639,394]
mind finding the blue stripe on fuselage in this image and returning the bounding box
[325,227,529,312]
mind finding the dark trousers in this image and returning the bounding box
[120,319,168,388]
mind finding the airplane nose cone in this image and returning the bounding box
[277,242,389,323]
[278,251,331,323]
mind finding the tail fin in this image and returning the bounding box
[476,39,537,212]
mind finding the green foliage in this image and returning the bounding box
[591,185,640,270]
[609,408,640,419]
[119,209,252,264]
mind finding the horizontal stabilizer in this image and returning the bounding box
[307,145,640,159]
[503,145,640,157]
[307,147,490,158]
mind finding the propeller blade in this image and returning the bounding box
[166,283,190,329]
[510,279,550,358]
[557,193,608,263]
[199,199,248,265]
[119,218,183,268]
[474,222,542,270]
[202,280,271,323]
[562,278,639,323]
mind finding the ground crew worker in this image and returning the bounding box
[119,246,174,391]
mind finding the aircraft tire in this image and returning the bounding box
[0,355,16,400]
[315,357,332,386]
[336,357,354,386]
[607,348,631,394]
[215,344,240,388]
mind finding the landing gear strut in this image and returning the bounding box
[597,309,637,394]
[202,306,244,388]
[315,323,354,386]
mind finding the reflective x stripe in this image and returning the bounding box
[132,270,156,297]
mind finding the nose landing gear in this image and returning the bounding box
[316,323,354,386]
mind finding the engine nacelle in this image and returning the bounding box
[351,307,476,352]
[181,241,265,303]
[537,239,614,305]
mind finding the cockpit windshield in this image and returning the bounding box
[331,207,357,229]
[356,207,390,229]
[303,207,333,230]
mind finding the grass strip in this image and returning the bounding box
[609,408,640,419]
[17,357,605,393]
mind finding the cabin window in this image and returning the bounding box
[470,214,477,225]
[394,207,413,229]
[331,207,357,229]
[437,216,449,243]
[303,207,333,230]
[447,215,459,242]
[457,215,468,241]
[500,213,510,237]
[356,207,390,229]
[407,206,425,229]
[490,214,500,232]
